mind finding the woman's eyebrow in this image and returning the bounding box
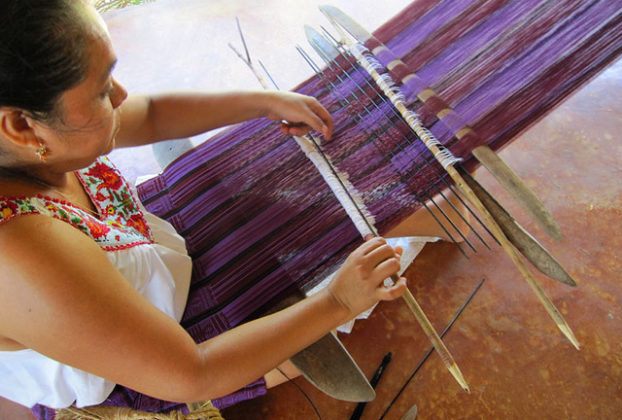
[101,59,118,83]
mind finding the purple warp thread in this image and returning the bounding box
[99,70,437,415]
[377,0,622,153]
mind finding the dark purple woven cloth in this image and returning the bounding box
[373,0,622,155]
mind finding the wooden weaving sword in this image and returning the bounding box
[318,4,564,242]
[310,9,580,349]
[457,168,576,286]
[471,145,563,241]
[304,23,576,287]
[260,291,375,402]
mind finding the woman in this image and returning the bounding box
[0,0,409,416]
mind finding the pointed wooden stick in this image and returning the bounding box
[343,37,579,350]
[458,167,576,286]
[301,31,471,392]
[319,4,563,242]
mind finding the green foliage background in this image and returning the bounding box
[94,0,154,12]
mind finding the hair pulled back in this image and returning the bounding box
[0,0,90,121]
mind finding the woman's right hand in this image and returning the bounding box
[327,236,407,319]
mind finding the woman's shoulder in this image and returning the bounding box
[0,208,92,255]
[0,211,109,342]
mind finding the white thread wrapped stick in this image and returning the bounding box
[319,4,563,241]
[302,27,472,392]
[348,42,580,350]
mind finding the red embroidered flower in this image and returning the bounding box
[84,218,111,239]
[0,201,17,219]
[101,171,123,191]
[85,161,123,191]
[45,202,60,212]
[105,205,116,216]
[126,214,149,237]
[84,161,108,180]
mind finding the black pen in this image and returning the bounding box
[349,351,393,420]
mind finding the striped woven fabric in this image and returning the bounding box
[372,0,622,161]
[95,0,621,413]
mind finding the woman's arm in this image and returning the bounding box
[0,216,404,403]
[115,91,333,148]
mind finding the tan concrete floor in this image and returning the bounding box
[2,1,621,419]
[221,57,622,419]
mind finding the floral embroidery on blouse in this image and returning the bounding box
[0,157,153,251]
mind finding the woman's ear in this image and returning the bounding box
[0,108,40,148]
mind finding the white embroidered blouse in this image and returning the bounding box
[0,157,192,409]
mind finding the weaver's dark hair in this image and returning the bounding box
[0,0,90,122]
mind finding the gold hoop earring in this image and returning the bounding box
[36,144,48,163]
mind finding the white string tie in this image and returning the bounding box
[349,43,462,169]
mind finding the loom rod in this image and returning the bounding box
[297,44,471,393]
[319,4,563,242]
[347,42,579,349]
[311,27,492,251]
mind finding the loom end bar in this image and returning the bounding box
[472,145,563,241]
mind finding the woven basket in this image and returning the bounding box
[54,401,224,420]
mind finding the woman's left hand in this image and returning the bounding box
[263,91,333,140]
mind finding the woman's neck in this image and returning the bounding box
[0,165,98,216]
[0,166,71,194]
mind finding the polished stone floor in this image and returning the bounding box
[1,1,620,419]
